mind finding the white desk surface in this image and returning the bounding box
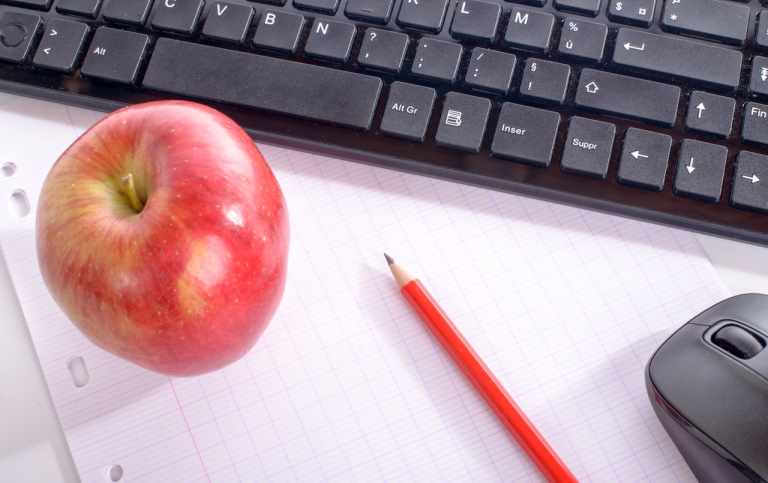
[1,221,767,482]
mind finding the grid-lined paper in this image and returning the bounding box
[0,94,729,482]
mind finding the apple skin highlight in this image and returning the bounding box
[36,101,289,377]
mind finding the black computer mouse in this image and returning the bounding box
[646,293,768,483]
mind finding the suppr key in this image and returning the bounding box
[572,138,598,150]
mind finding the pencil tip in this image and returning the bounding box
[384,253,394,265]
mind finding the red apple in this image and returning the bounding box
[36,101,289,377]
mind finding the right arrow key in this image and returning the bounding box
[731,152,768,215]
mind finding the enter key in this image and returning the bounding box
[612,28,742,90]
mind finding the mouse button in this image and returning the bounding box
[648,324,709,403]
[711,324,766,359]
[690,294,768,331]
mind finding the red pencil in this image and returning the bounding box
[385,254,578,483]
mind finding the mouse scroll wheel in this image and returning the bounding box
[711,324,766,359]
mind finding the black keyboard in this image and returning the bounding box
[2,0,768,245]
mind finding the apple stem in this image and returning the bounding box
[122,174,144,213]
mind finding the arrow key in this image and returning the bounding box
[673,139,727,203]
[32,18,89,74]
[731,152,768,215]
[617,128,671,191]
[685,91,735,139]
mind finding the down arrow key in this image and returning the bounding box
[673,139,727,203]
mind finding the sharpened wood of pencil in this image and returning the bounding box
[385,254,578,483]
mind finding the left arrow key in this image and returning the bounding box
[32,18,89,74]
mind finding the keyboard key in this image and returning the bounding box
[661,0,749,45]
[742,103,768,147]
[56,0,102,18]
[575,69,680,127]
[144,38,383,131]
[673,139,727,203]
[504,7,553,52]
[32,18,89,74]
[750,57,768,97]
[250,0,285,6]
[560,117,615,179]
[519,58,570,104]
[304,20,356,63]
[607,0,654,27]
[293,0,338,14]
[613,29,742,90]
[202,2,253,44]
[357,29,408,73]
[731,152,768,214]
[491,103,560,167]
[397,0,449,33]
[465,48,516,95]
[449,0,501,42]
[103,0,153,26]
[81,27,149,84]
[151,0,204,34]
[0,11,41,63]
[252,10,304,53]
[345,0,395,24]
[507,0,545,7]
[0,0,50,9]
[757,11,768,51]
[380,82,435,142]
[554,0,600,17]
[617,128,671,191]
[435,92,491,153]
[685,91,734,139]
[557,18,607,62]
[411,38,462,83]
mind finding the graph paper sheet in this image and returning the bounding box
[0,93,730,482]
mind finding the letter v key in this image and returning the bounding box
[217,3,228,15]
